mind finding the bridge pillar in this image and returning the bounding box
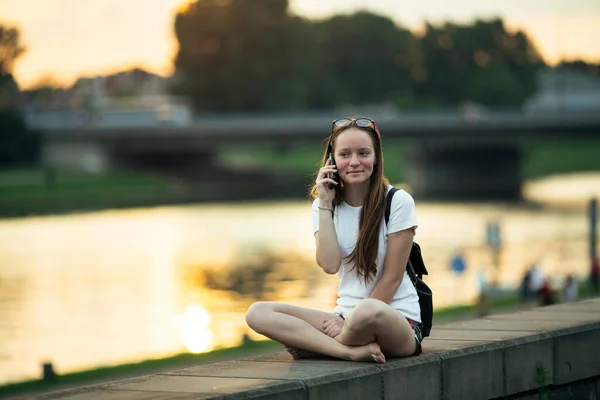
[42,140,114,173]
[403,141,523,201]
[115,150,218,178]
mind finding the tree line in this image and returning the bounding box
[0,25,38,165]
[171,0,550,113]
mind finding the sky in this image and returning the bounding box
[2,0,599,89]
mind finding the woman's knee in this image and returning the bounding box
[348,298,388,328]
[245,301,273,332]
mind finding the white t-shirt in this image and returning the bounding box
[312,185,421,322]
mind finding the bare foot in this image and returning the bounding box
[348,342,386,364]
[285,346,322,359]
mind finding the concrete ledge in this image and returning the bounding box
[553,322,600,385]
[439,341,504,399]
[380,353,442,399]
[33,298,600,400]
[502,332,554,395]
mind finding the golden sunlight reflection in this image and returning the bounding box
[523,173,600,208]
[174,304,214,353]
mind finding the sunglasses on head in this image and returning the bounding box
[331,117,377,133]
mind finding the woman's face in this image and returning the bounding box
[332,128,377,186]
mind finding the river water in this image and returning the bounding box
[1,173,599,385]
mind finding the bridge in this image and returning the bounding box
[33,109,600,201]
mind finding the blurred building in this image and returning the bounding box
[524,68,600,113]
[23,68,192,128]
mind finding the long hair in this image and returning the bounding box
[310,119,390,284]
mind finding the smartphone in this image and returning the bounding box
[328,154,339,190]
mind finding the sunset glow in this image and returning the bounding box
[174,304,214,353]
[2,0,599,89]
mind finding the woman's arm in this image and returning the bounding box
[369,227,414,303]
[315,203,342,274]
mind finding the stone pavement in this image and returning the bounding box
[22,298,600,400]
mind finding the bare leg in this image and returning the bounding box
[284,346,322,359]
[334,298,417,358]
[246,302,385,363]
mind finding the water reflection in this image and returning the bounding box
[197,247,323,303]
[0,174,598,385]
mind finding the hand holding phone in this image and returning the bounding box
[328,154,339,190]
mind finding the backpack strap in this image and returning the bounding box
[385,186,421,284]
[385,187,399,227]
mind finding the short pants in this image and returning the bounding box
[406,317,424,355]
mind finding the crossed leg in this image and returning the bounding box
[245,301,385,363]
[335,298,417,357]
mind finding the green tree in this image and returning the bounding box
[307,12,418,109]
[0,24,39,165]
[0,24,25,76]
[172,0,310,112]
[171,8,547,112]
[557,60,600,77]
[0,109,40,165]
[415,18,544,106]
[0,24,25,108]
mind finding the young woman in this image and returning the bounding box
[245,117,422,363]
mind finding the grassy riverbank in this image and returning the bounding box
[1,139,600,219]
[0,167,183,218]
[3,284,598,398]
[523,139,600,179]
[220,139,600,183]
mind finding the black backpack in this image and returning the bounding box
[385,187,433,337]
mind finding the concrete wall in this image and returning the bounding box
[32,298,600,400]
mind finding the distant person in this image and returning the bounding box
[528,263,544,305]
[476,267,489,317]
[245,117,423,364]
[563,274,578,302]
[590,257,599,294]
[519,267,532,303]
[540,277,555,306]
